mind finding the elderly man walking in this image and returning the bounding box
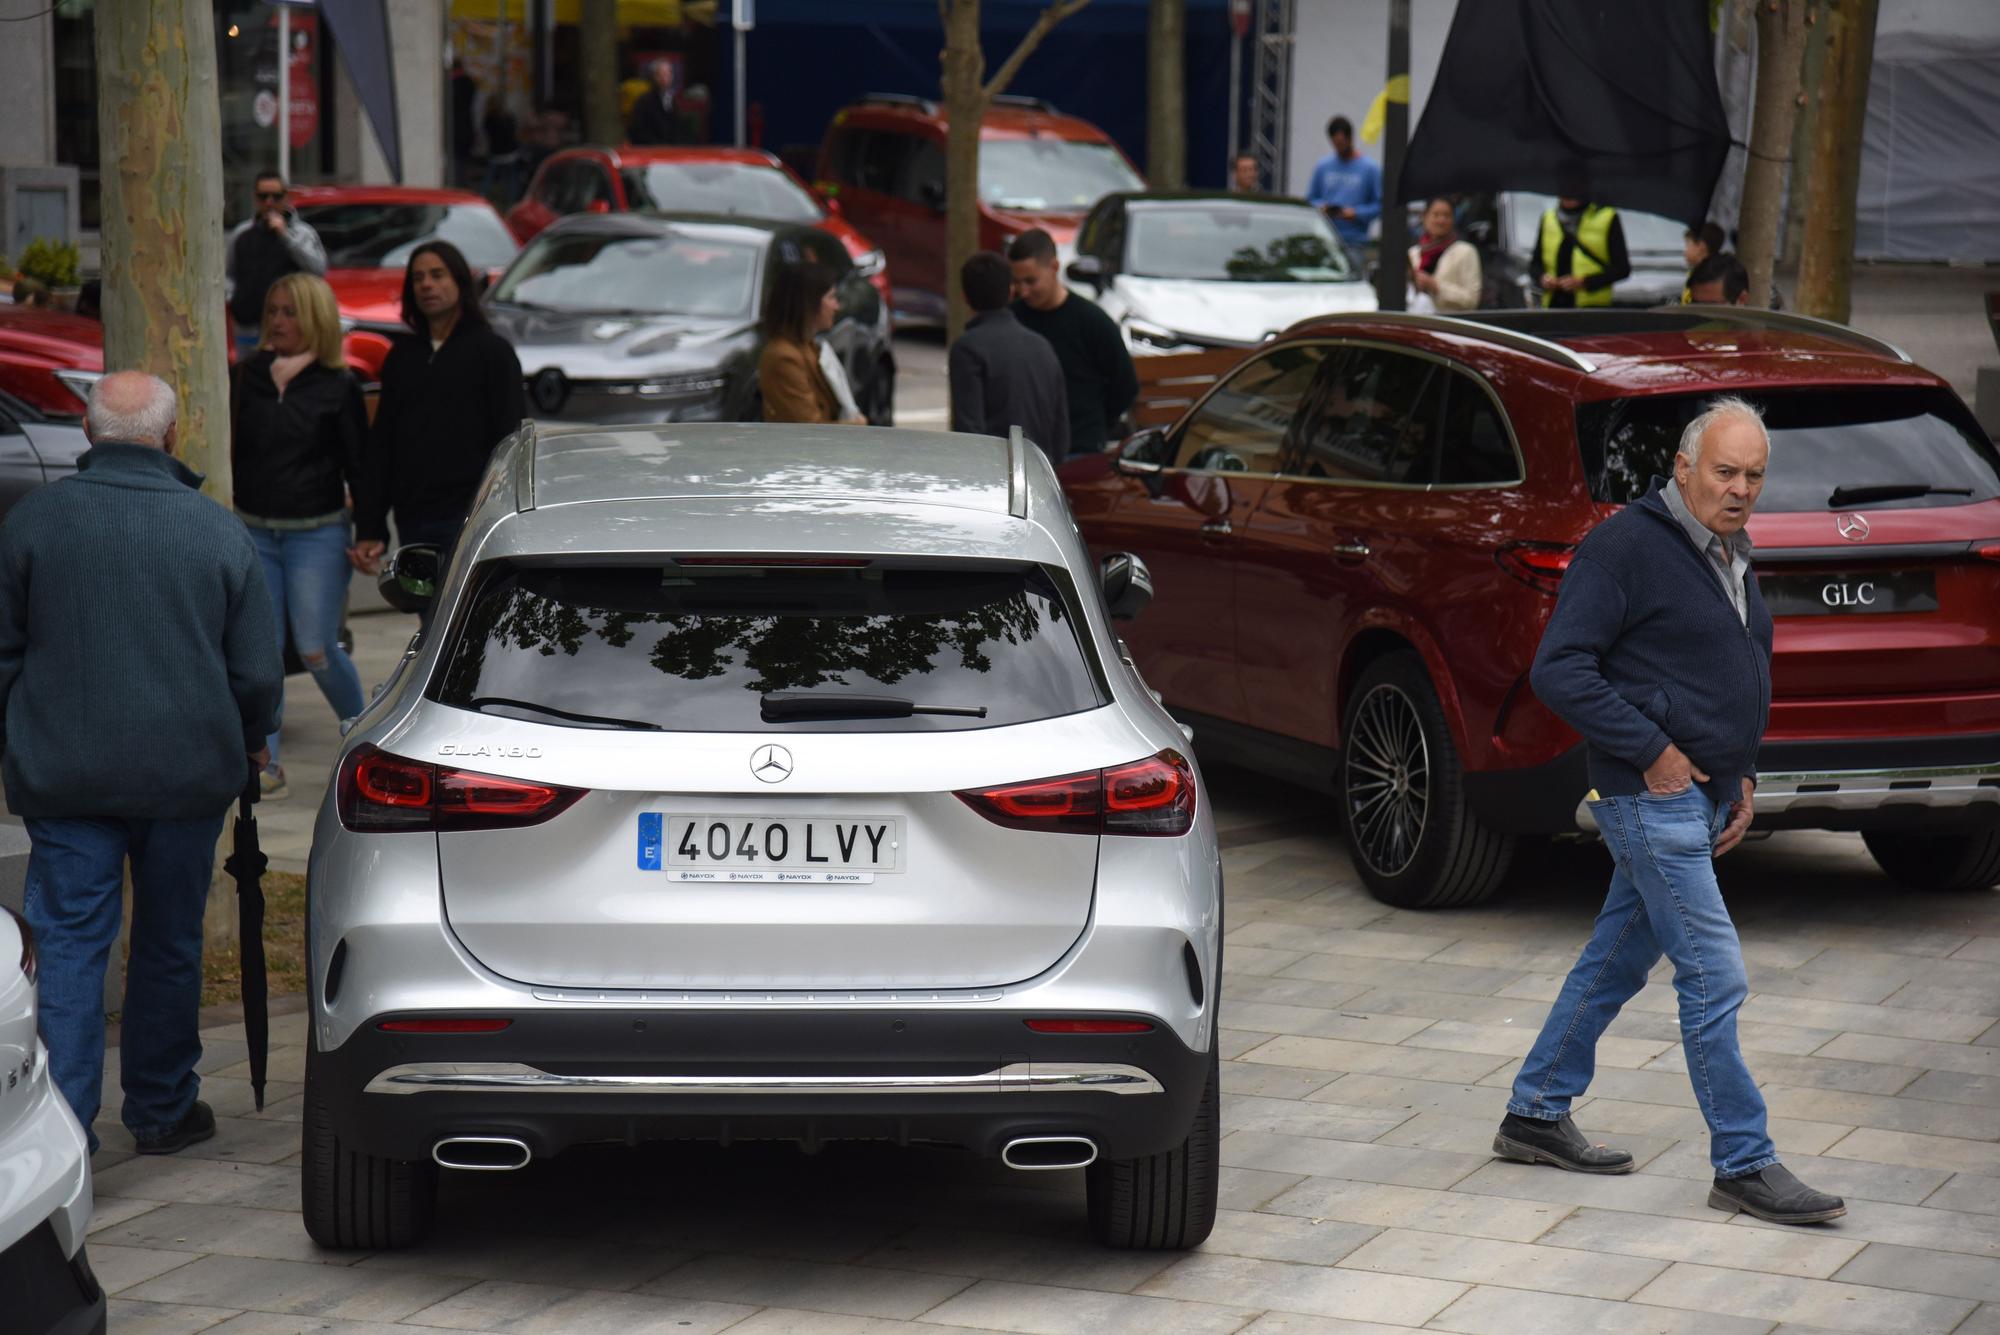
[0,372,282,1154]
[1493,397,1846,1226]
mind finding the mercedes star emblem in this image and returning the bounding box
[1836,512,1871,542]
[750,744,794,783]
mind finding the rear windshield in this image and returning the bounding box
[432,563,1105,733]
[1575,388,2000,512]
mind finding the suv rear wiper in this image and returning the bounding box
[760,692,987,722]
[468,696,664,730]
[1827,483,1973,507]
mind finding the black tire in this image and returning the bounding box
[865,356,896,426]
[301,1030,437,1249]
[1086,1043,1219,1250]
[1863,828,2000,893]
[1339,651,1515,908]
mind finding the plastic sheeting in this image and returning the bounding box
[1855,32,2000,262]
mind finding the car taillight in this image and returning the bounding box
[1497,541,1577,595]
[1975,541,2000,563]
[337,744,584,833]
[956,750,1196,837]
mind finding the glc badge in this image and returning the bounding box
[750,744,794,783]
[1836,512,1870,542]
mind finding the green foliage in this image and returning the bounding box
[16,237,81,288]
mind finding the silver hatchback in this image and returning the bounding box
[303,423,1223,1250]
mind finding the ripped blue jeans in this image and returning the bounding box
[1507,786,1777,1179]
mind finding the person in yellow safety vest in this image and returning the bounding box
[1531,196,1632,309]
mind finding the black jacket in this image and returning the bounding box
[1010,294,1139,454]
[626,93,680,146]
[948,308,1071,464]
[356,322,527,541]
[230,354,367,521]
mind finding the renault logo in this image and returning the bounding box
[750,744,794,783]
[1836,512,1871,542]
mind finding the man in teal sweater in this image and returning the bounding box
[0,371,283,1154]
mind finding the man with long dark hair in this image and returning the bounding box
[352,241,526,577]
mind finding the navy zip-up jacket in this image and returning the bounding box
[1529,480,1772,808]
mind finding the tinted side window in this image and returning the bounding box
[895,139,945,205]
[536,161,573,210]
[1435,373,1521,485]
[823,129,862,186]
[582,165,617,208]
[1285,348,1438,485]
[1169,343,1329,474]
[433,563,1105,733]
[853,131,914,194]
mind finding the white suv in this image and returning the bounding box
[303,423,1222,1250]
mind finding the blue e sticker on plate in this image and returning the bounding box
[637,812,663,870]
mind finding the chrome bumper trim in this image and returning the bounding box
[1575,763,2000,831]
[363,1061,1165,1098]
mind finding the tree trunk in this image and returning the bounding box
[95,0,231,503]
[580,0,622,148]
[1738,0,1810,309]
[1147,0,1186,189]
[1781,5,1831,266]
[1796,0,1879,323]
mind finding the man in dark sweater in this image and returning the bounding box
[1494,397,1845,1227]
[949,250,1069,465]
[353,240,526,577]
[0,372,282,1154]
[225,173,326,358]
[1008,229,1138,455]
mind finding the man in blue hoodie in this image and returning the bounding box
[0,371,282,1155]
[1492,397,1846,1227]
[1305,116,1382,253]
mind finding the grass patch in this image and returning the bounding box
[201,870,308,1009]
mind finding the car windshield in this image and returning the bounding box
[1507,192,1687,259]
[1575,388,2000,511]
[620,162,822,222]
[979,139,1143,213]
[491,231,761,317]
[1126,204,1355,282]
[296,201,520,270]
[432,563,1104,733]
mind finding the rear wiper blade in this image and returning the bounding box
[1827,483,1973,507]
[468,696,664,731]
[760,691,987,723]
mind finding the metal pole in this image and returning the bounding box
[734,27,747,147]
[1374,0,1409,312]
[277,3,291,181]
[1227,31,1242,181]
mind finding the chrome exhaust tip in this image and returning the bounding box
[432,1136,532,1171]
[1001,1136,1098,1171]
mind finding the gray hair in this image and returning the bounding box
[1678,395,1767,463]
[85,371,179,447]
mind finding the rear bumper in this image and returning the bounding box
[316,1009,1210,1164]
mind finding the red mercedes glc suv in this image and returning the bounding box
[1061,308,2000,907]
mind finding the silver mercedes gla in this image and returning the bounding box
[303,423,1222,1250]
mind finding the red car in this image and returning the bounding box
[290,184,522,384]
[504,145,891,311]
[0,305,104,421]
[815,93,1145,323]
[1061,307,2000,907]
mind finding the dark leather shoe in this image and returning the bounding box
[1710,1163,1847,1224]
[134,1100,215,1156]
[1492,1112,1636,1174]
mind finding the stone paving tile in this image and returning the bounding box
[93,1242,206,1294]
[1305,1074,1511,1122]
[1426,1285,1775,1335]
[1221,1059,1343,1101]
[1334,987,1551,1028]
[1135,1252,1466,1326]
[1899,1068,1997,1106]
[1730,1193,2000,1259]
[919,1277,1258,1334]
[1636,1139,1953,1206]
[1952,1305,2000,1335]
[1224,947,1313,977]
[1232,1314,1425,1335]
[1401,1020,1671,1070]
[1739,995,1995,1044]
[1372,1111,1676,1168]
[715,1313,1020,1334]
[1275,953,1530,999]
[94,1203,344,1267]
[639,1255,976,1321]
[1222,1092,1414,1143]
[1821,1125,2000,1176]
[122,1254,476,1324]
[1923,1172,2000,1216]
[355,1227,693,1291]
[1536,1206,1866,1278]
[1335,1228,1667,1301]
[1755,1082,2000,1142]
[1645,1047,1922,1096]
[1260,1177,1572,1244]
[1220,1001,1438,1046]
[1567,1096,1855,1156]
[1447,1161,1723,1223]
[1952,936,2000,963]
[1831,1241,2000,1303]
[1237,1035,1512,1085]
[105,1300,243,1333]
[1221,1029,1279,1060]
[1220,1130,1487,1190]
[1218,1166,1309,1212]
[1880,979,2000,1017]
[202,1318,486,1335]
[401,1278,757,1333]
[1227,921,1460,963]
[1195,1208,1381,1267]
[92,1150,303,1212]
[855,1225,1182,1293]
[89,1196,166,1234]
[1629,1260,1976,1334]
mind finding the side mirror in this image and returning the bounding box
[1115,426,1169,476]
[377,544,443,615]
[1101,552,1155,621]
[586,198,612,215]
[918,179,946,212]
[1066,255,1106,290]
[819,193,845,217]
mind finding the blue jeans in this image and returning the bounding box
[23,814,226,1149]
[247,519,366,765]
[1508,786,1777,1179]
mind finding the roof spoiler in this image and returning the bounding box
[1007,425,1030,520]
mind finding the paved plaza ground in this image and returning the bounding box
[79,613,2000,1335]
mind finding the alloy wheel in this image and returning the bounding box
[1344,683,1431,877]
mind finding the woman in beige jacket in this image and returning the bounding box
[1407,196,1483,314]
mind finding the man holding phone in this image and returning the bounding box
[225,172,327,360]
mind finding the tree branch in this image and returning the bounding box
[981,0,1091,101]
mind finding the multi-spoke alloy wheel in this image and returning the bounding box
[1345,683,1430,878]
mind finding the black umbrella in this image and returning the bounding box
[221,760,270,1111]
